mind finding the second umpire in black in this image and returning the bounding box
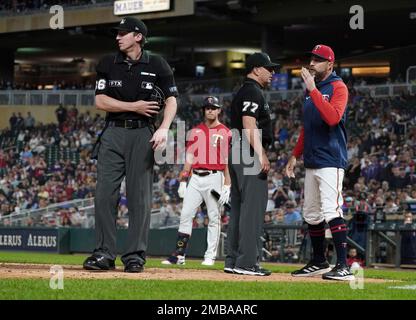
[225,53,279,276]
[83,17,178,273]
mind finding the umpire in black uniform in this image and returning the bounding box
[83,17,178,273]
[225,53,279,276]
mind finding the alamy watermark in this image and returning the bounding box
[349,5,364,30]
[153,120,266,176]
[49,5,64,30]
[49,265,64,290]
[349,263,364,290]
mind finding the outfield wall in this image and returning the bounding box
[0,227,208,258]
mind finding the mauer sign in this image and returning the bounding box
[114,0,171,16]
[0,228,65,252]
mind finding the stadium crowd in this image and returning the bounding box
[0,80,95,90]
[0,1,108,14]
[0,105,102,220]
[0,82,415,263]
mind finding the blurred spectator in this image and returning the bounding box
[347,247,365,267]
[342,196,355,214]
[284,201,302,246]
[384,196,399,214]
[401,213,416,265]
[349,194,370,249]
[266,180,277,212]
[55,103,67,126]
[271,208,284,224]
[69,207,88,227]
[60,211,72,227]
[24,112,36,129]
[9,112,17,131]
[283,201,302,224]
[117,204,129,229]
[273,187,289,209]
[16,112,24,131]
[0,1,102,14]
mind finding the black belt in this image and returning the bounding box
[108,119,150,129]
[192,169,217,177]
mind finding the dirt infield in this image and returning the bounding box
[0,263,388,283]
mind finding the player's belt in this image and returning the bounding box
[108,119,150,129]
[192,169,217,177]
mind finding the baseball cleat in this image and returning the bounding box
[233,266,272,276]
[124,260,144,273]
[224,267,234,274]
[161,255,185,265]
[322,263,355,281]
[83,255,115,271]
[291,260,331,277]
[201,258,215,266]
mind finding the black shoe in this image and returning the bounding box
[224,267,234,274]
[291,260,331,277]
[124,260,144,273]
[83,255,115,271]
[233,265,272,276]
[322,263,355,281]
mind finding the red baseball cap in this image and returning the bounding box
[310,44,335,62]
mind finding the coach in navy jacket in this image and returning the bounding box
[302,72,348,169]
[286,45,354,281]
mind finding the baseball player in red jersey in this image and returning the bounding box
[162,96,231,266]
[286,44,354,280]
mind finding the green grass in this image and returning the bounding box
[0,251,415,300]
[0,278,415,300]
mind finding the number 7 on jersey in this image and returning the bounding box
[242,101,259,113]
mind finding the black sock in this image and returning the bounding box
[308,222,326,263]
[173,232,190,256]
[328,218,348,265]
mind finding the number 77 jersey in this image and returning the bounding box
[230,78,273,149]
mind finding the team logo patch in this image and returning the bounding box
[322,94,330,101]
[141,81,154,90]
[141,72,156,77]
[109,80,122,87]
[169,86,178,93]
[211,134,224,147]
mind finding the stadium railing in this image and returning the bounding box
[0,1,112,17]
[0,83,415,106]
[0,197,95,227]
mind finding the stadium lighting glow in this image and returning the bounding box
[352,66,390,76]
[16,48,47,54]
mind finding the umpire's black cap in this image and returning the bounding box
[202,96,221,108]
[112,17,148,37]
[245,52,280,73]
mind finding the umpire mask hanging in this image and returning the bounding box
[150,85,166,111]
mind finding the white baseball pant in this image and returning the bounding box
[303,168,344,225]
[178,171,223,260]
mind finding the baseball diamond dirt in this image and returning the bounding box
[0,262,388,283]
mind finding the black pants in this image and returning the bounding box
[225,144,268,268]
[94,125,154,265]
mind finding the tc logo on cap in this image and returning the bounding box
[311,44,335,62]
[207,97,213,104]
[120,18,126,24]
